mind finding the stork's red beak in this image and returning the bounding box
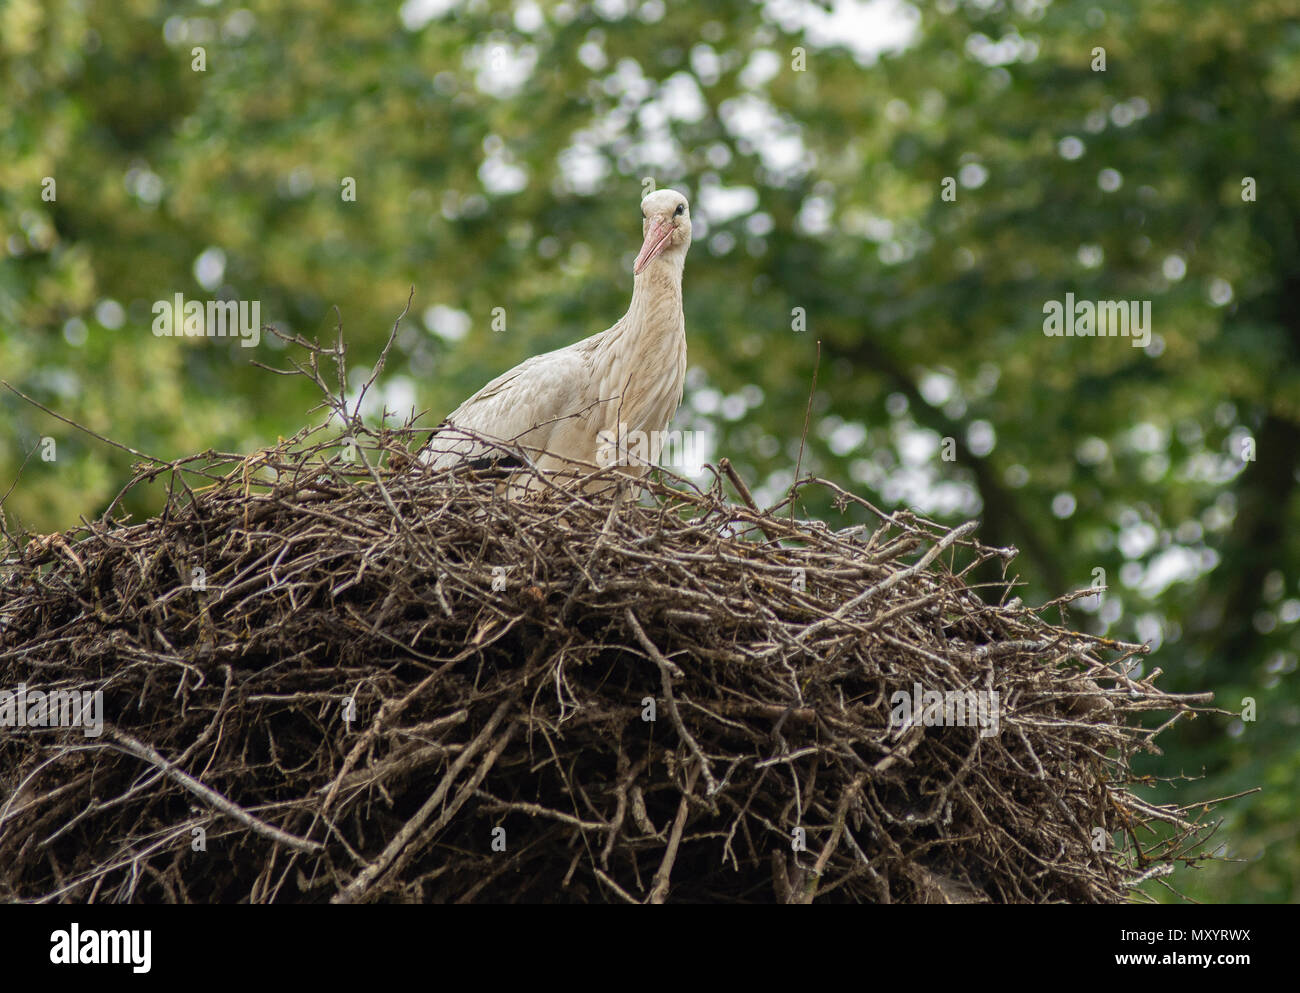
[633,219,673,275]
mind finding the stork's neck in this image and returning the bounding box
[623,253,685,336]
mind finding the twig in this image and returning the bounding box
[108,730,322,854]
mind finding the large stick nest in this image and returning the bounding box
[0,331,1221,904]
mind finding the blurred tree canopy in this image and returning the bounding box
[2,0,1297,901]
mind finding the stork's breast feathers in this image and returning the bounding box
[421,341,597,469]
[603,334,687,438]
[423,318,688,476]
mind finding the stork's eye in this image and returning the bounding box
[675,204,685,216]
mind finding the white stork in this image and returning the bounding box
[421,188,692,492]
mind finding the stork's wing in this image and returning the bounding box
[421,333,606,470]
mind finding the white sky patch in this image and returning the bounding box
[380,375,419,423]
[720,393,747,420]
[698,184,759,224]
[556,142,610,195]
[222,9,256,40]
[739,49,782,89]
[638,99,669,132]
[659,72,708,122]
[881,466,980,517]
[964,30,1036,66]
[193,247,226,290]
[345,371,419,425]
[849,458,881,489]
[63,317,88,347]
[958,162,988,188]
[638,0,666,23]
[898,425,940,466]
[125,165,164,205]
[918,370,955,406]
[479,145,528,194]
[471,41,538,99]
[1141,452,1170,484]
[400,0,460,31]
[719,94,808,175]
[594,0,631,19]
[1134,613,1164,651]
[1179,451,1246,486]
[1137,545,1205,599]
[762,0,919,65]
[1118,521,1158,560]
[1127,422,1166,453]
[1058,136,1085,160]
[1225,426,1254,461]
[828,421,867,455]
[514,1,544,33]
[95,299,125,330]
[752,468,797,510]
[1076,436,1109,465]
[690,387,721,415]
[631,131,686,174]
[797,194,832,235]
[690,44,723,86]
[966,419,996,456]
[610,65,691,173]
[606,58,654,101]
[1051,492,1077,518]
[578,38,607,72]
[423,305,471,342]
[1077,243,1103,268]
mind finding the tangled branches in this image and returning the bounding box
[0,325,1224,903]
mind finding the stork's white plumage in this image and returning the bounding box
[422,189,692,490]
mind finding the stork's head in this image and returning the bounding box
[634,189,692,275]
